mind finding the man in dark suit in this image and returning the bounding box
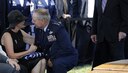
[91,0,128,68]
[73,0,94,65]
[32,8,78,73]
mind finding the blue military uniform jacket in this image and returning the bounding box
[35,20,78,60]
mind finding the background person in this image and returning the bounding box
[91,0,128,68]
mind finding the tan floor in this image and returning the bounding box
[45,64,92,73]
[68,64,92,73]
[91,59,128,73]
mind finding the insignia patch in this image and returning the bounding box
[49,31,53,34]
[47,35,56,42]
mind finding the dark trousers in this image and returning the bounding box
[20,65,28,73]
[76,21,94,65]
[92,39,125,68]
[124,35,128,59]
[0,63,19,73]
[47,55,78,73]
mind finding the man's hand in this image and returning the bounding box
[48,59,53,67]
[7,59,20,71]
[62,14,71,19]
[118,32,126,41]
[91,35,97,44]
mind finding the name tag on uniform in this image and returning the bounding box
[47,35,56,42]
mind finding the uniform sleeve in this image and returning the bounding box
[50,26,74,60]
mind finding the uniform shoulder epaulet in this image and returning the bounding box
[53,22,61,26]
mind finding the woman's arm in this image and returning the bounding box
[1,32,37,59]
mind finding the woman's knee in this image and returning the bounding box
[40,59,46,65]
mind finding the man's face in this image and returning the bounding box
[32,13,46,29]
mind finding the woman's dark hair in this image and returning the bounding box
[8,10,27,28]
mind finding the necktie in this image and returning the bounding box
[102,0,107,12]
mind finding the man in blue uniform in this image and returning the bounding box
[30,0,57,43]
[32,8,78,73]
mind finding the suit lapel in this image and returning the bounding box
[97,0,102,15]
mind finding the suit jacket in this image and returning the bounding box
[0,54,7,63]
[35,20,78,60]
[72,0,88,18]
[92,0,128,43]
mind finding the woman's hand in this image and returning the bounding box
[28,44,37,53]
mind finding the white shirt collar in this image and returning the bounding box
[44,24,48,32]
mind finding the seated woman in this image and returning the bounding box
[0,10,46,73]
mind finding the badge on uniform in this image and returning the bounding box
[47,35,56,42]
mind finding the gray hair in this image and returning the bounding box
[33,8,51,21]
